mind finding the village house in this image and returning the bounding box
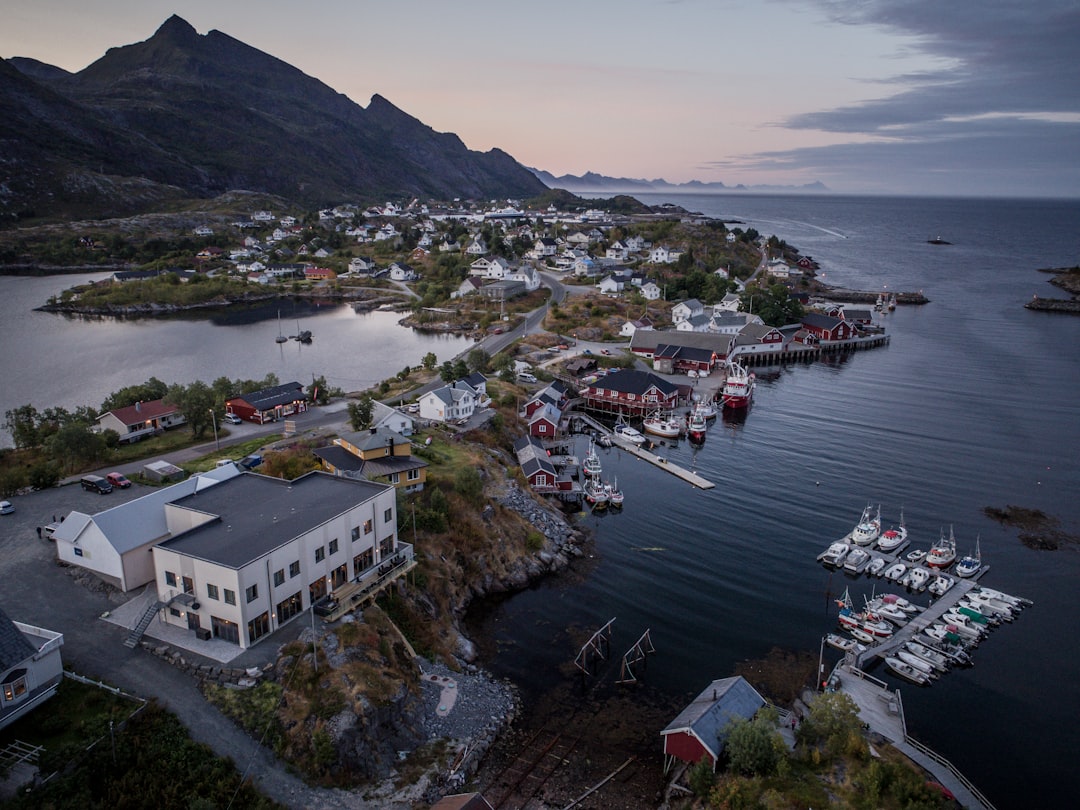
[453,276,485,298]
[95,398,186,444]
[676,313,713,333]
[629,330,728,364]
[800,312,856,341]
[671,298,705,324]
[640,281,662,301]
[711,311,763,335]
[389,262,417,281]
[620,315,655,338]
[226,381,307,424]
[314,427,427,492]
[713,292,742,315]
[465,235,488,256]
[193,225,214,237]
[369,401,416,437]
[531,237,558,258]
[513,436,564,492]
[418,380,479,423]
[304,266,336,282]
[581,369,680,417]
[349,256,376,275]
[507,264,540,291]
[0,607,65,731]
[728,322,787,361]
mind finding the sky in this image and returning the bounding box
[2,0,1078,197]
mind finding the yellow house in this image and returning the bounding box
[315,427,427,492]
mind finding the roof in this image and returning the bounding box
[654,344,715,363]
[314,446,364,473]
[339,427,411,453]
[99,398,179,426]
[228,381,305,411]
[54,466,241,554]
[430,793,494,810]
[629,330,728,353]
[801,313,845,330]
[590,369,680,397]
[158,472,391,569]
[0,606,37,671]
[661,676,766,760]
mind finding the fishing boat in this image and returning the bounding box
[686,408,708,442]
[720,362,755,409]
[908,567,930,591]
[692,399,718,420]
[926,526,958,569]
[835,588,894,638]
[850,504,882,546]
[843,547,870,573]
[876,509,908,551]
[906,548,927,564]
[819,542,850,567]
[642,411,682,439]
[584,477,609,509]
[955,537,982,578]
[885,656,931,685]
[582,441,603,478]
[604,478,624,508]
[881,593,921,614]
[865,598,907,625]
[866,556,887,577]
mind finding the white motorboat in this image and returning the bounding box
[883,562,907,581]
[880,593,921,614]
[885,656,931,685]
[866,599,907,625]
[686,409,708,442]
[615,424,646,445]
[819,542,851,567]
[850,504,882,546]
[927,575,954,596]
[909,567,930,591]
[825,633,866,654]
[919,634,973,665]
[692,400,718,420]
[896,649,938,677]
[966,591,1016,617]
[904,641,950,672]
[975,586,1032,608]
[582,441,603,478]
[850,627,875,645]
[866,556,887,577]
[926,623,978,648]
[955,537,982,578]
[906,549,927,564]
[926,526,958,569]
[876,509,908,552]
[642,411,681,439]
[941,613,986,641]
[843,547,871,573]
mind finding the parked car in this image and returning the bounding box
[0,500,14,515]
[224,413,243,424]
[80,474,113,494]
[556,344,569,351]
[106,472,132,489]
[517,372,538,383]
[239,454,263,470]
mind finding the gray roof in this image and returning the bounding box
[158,472,390,569]
[630,330,728,353]
[314,445,364,473]
[661,676,766,760]
[339,426,411,452]
[230,381,305,411]
[592,369,680,398]
[0,606,36,671]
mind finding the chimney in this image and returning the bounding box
[369,427,377,435]
[135,401,141,412]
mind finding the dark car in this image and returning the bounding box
[106,472,132,488]
[80,474,113,494]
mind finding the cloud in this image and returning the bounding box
[749,0,1080,193]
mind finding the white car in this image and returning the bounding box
[0,500,14,515]
[224,413,243,424]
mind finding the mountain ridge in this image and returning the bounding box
[530,168,829,195]
[1,16,545,220]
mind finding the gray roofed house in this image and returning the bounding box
[661,676,766,772]
[1,606,65,730]
[314,427,427,491]
[419,380,479,423]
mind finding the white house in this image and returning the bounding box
[597,275,624,296]
[95,398,186,444]
[453,277,484,298]
[349,256,376,275]
[389,262,416,281]
[419,381,478,423]
[649,245,678,264]
[532,237,558,258]
[53,466,241,592]
[0,608,65,731]
[640,281,662,301]
[371,401,415,437]
[374,223,399,242]
[469,257,491,277]
[766,258,796,280]
[671,298,705,324]
[626,235,647,252]
[193,225,214,237]
[151,472,405,649]
[676,313,713,333]
[508,264,540,291]
[486,256,512,280]
[620,316,654,338]
[714,293,742,314]
[465,235,488,256]
[252,210,274,222]
[606,241,630,261]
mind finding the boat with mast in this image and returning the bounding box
[955,536,982,578]
[720,362,755,409]
[926,526,958,569]
[275,310,288,343]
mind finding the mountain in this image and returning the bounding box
[0,15,545,220]
[530,168,828,195]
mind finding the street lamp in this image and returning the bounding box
[209,409,219,452]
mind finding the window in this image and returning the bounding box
[277,593,302,623]
[289,560,300,578]
[351,526,360,541]
[169,607,182,618]
[364,519,373,535]
[224,589,236,606]
[389,472,400,484]
[206,583,219,601]
[165,571,177,587]
[329,539,339,555]
[273,569,285,587]
[407,468,420,481]
[245,584,258,603]
[384,508,393,523]
[315,546,325,563]
[247,612,270,644]
[2,674,28,702]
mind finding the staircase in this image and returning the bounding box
[125,601,164,648]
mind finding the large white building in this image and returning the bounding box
[151,472,403,649]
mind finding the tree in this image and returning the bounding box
[467,348,490,373]
[421,352,438,371]
[451,359,468,380]
[723,709,784,777]
[439,361,455,383]
[46,423,108,473]
[348,395,374,431]
[800,691,865,757]
[308,375,330,405]
[4,404,40,449]
[100,377,169,412]
[165,380,216,438]
[740,283,803,327]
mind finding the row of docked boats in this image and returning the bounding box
[581,440,624,510]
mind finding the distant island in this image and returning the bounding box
[1026,265,1080,314]
[529,169,829,195]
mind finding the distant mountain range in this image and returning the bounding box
[0,15,545,220]
[529,169,828,195]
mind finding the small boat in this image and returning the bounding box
[595,433,613,448]
[613,421,646,445]
[876,509,908,551]
[642,411,681,439]
[925,623,977,648]
[850,627,876,645]
[940,614,986,641]
[866,556,887,577]
[843,547,870,573]
[975,586,1032,608]
[881,593,921,614]
[926,526,958,569]
[835,592,893,638]
[966,591,1016,617]
[885,656,931,685]
[927,575,953,597]
[294,319,313,343]
[825,633,865,654]
[919,633,973,665]
[605,478,624,508]
[896,650,937,678]
[908,567,930,591]
[904,641,950,672]
[582,441,603,478]
[883,562,907,581]
[692,400,718,420]
[819,542,851,567]
[686,409,708,442]
[955,537,982,578]
[906,549,927,564]
[866,598,907,625]
[850,504,882,546]
[720,362,755,409]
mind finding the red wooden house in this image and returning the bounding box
[581,369,680,417]
[801,313,855,341]
[661,676,766,773]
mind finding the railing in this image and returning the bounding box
[13,621,64,658]
[903,734,998,810]
[319,543,415,622]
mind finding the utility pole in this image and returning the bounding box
[208,409,219,452]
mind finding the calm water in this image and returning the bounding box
[467,194,1080,809]
[0,281,471,444]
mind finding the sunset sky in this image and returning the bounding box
[3,0,1078,197]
